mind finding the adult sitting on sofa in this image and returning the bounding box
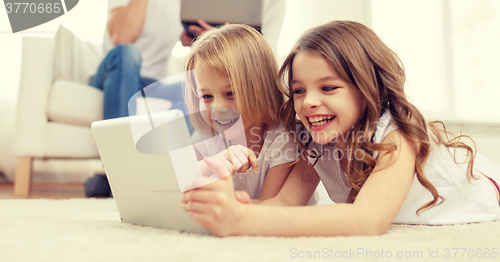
[85,0,187,197]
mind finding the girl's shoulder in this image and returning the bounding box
[263,125,291,142]
[266,125,288,133]
[372,110,398,144]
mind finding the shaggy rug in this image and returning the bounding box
[0,198,498,262]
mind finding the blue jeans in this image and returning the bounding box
[89,44,189,121]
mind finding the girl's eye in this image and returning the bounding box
[293,89,305,95]
[226,91,236,100]
[323,86,338,92]
[202,94,213,101]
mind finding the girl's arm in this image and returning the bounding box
[253,130,319,204]
[251,156,320,205]
[183,129,416,236]
[255,163,293,201]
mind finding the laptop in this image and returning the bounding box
[91,109,209,234]
[180,0,263,38]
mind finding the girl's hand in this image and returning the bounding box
[208,145,259,175]
[182,157,249,236]
[189,145,258,192]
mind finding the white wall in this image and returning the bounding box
[371,0,500,163]
[372,0,449,116]
[372,0,500,124]
[277,0,371,61]
[450,0,500,123]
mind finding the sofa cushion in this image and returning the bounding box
[45,122,99,158]
[47,80,103,127]
[53,25,102,84]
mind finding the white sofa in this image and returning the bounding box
[13,26,182,197]
[14,28,105,196]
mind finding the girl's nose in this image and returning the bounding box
[211,106,230,114]
[211,96,229,108]
[302,91,320,109]
[210,105,231,118]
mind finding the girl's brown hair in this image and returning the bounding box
[279,20,477,214]
[184,24,283,136]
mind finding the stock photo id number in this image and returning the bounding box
[3,0,79,33]
[290,247,499,259]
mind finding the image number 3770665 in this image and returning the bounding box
[3,0,79,33]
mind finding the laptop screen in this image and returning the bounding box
[181,0,262,26]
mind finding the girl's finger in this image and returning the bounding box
[232,148,249,171]
[204,156,232,179]
[189,211,214,231]
[246,148,259,171]
[226,149,242,171]
[183,199,219,215]
[183,190,225,205]
[235,190,251,204]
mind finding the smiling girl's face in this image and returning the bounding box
[291,52,367,147]
[194,61,255,138]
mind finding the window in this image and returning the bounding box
[277,0,500,124]
[372,0,500,124]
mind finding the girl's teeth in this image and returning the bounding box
[311,119,328,126]
[216,118,237,125]
[309,116,334,126]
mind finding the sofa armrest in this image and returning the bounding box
[14,37,55,157]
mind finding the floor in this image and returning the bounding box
[0,183,86,199]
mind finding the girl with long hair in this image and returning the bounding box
[182,21,500,236]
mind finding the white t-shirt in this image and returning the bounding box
[262,0,285,57]
[309,110,500,225]
[103,0,183,80]
[103,0,284,79]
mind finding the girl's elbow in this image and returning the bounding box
[365,224,389,236]
[354,211,391,236]
[365,217,391,236]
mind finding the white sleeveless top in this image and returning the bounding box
[310,110,500,225]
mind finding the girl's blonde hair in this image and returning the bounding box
[279,20,477,214]
[184,24,283,135]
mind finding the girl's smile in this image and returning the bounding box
[214,117,238,125]
[291,51,367,147]
[306,114,336,130]
[211,114,241,133]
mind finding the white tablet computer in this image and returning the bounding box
[91,110,209,234]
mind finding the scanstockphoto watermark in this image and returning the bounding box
[289,247,499,259]
[248,127,370,163]
[248,126,371,146]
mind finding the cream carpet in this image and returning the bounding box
[1,199,498,262]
